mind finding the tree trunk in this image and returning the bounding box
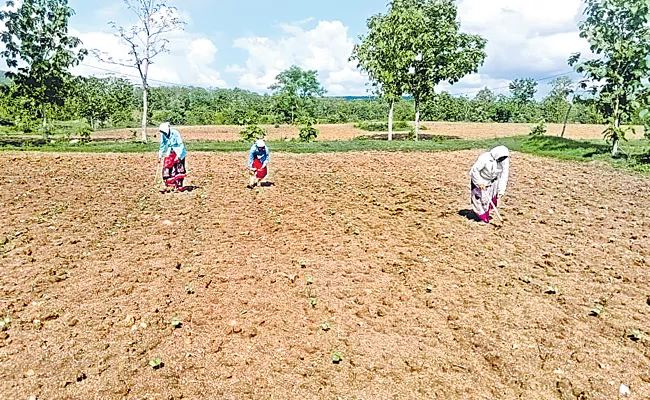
[612,114,620,156]
[388,101,394,141]
[141,87,148,142]
[612,99,621,156]
[414,105,420,142]
[42,104,47,139]
[560,103,573,138]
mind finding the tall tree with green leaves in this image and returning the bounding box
[73,76,134,129]
[101,0,185,142]
[351,11,410,140]
[509,78,538,104]
[268,65,326,124]
[392,0,487,140]
[0,0,86,137]
[570,0,650,155]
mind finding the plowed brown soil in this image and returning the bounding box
[1,151,649,399]
[94,122,646,142]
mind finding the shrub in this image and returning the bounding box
[240,124,266,141]
[297,116,318,142]
[529,120,547,136]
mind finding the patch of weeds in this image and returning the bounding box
[137,195,149,211]
[331,351,343,364]
[425,284,433,293]
[299,260,307,268]
[184,285,195,295]
[306,276,314,285]
[310,297,318,308]
[171,316,182,328]
[320,321,331,331]
[590,303,605,317]
[544,286,558,295]
[0,316,11,331]
[628,329,648,342]
[149,358,163,370]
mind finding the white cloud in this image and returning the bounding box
[448,0,592,96]
[71,27,227,88]
[70,3,225,88]
[228,2,591,97]
[229,20,368,95]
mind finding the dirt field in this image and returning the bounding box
[1,151,649,399]
[94,122,646,142]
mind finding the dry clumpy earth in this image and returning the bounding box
[0,150,649,399]
[94,122,645,142]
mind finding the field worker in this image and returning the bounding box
[469,145,510,223]
[158,122,187,192]
[247,139,270,188]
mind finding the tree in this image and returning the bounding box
[569,0,650,155]
[73,77,134,129]
[391,0,487,140]
[509,78,538,104]
[542,76,575,134]
[268,65,326,124]
[101,0,185,141]
[351,11,410,140]
[0,0,86,137]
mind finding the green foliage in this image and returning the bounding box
[331,351,342,364]
[72,76,134,129]
[350,9,410,105]
[394,0,487,137]
[529,120,547,136]
[0,315,10,331]
[570,0,650,154]
[356,121,410,132]
[590,303,604,317]
[269,65,326,124]
[0,0,87,136]
[509,78,538,104]
[297,116,319,142]
[149,358,163,369]
[239,124,266,142]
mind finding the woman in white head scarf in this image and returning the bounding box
[469,146,510,223]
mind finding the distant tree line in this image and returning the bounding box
[0,69,627,135]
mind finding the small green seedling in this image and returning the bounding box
[149,358,163,369]
[590,304,605,317]
[425,284,433,293]
[331,351,343,364]
[544,286,558,295]
[320,321,331,331]
[310,297,318,308]
[519,276,532,284]
[306,276,314,285]
[0,316,10,331]
[184,285,195,295]
[629,329,648,342]
[171,316,182,328]
[299,260,307,268]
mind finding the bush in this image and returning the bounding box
[355,121,410,132]
[297,116,319,142]
[529,120,547,136]
[240,124,266,141]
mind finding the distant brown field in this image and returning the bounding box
[94,122,646,142]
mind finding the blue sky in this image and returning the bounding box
[65,0,590,97]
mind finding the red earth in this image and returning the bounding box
[1,150,649,399]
